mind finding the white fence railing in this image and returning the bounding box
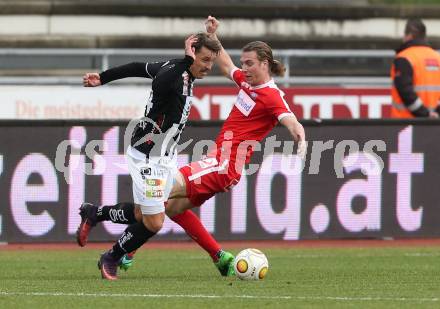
[0,48,399,86]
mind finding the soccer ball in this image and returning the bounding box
[234,248,269,280]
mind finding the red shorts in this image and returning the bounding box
[179,156,241,207]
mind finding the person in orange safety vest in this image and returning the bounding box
[390,19,440,118]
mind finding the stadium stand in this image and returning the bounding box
[0,0,439,80]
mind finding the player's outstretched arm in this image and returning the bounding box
[280,115,307,159]
[96,62,152,85]
[205,16,236,80]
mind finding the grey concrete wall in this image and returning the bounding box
[0,0,438,19]
[1,0,440,49]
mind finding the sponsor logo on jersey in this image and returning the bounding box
[235,89,256,116]
[140,167,151,177]
[145,177,166,198]
[146,178,163,186]
[140,167,167,179]
[145,189,164,198]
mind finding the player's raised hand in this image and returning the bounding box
[185,34,197,60]
[83,73,101,87]
[205,15,219,34]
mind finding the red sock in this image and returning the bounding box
[171,210,221,261]
[127,250,137,258]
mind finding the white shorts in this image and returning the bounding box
[126,146,178,215]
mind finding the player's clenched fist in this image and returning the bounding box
[83,73,101,87]
[205,15,219,34]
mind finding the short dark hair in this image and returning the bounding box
[242,41,286,77]
[405,19,426,40]
[192,32,222,55]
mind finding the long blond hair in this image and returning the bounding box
[242,41,286,77]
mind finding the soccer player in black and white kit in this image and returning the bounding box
[81,34,222,280]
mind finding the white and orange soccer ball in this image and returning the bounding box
[234,248,269,280]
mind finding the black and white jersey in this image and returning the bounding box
[100,55,195,157]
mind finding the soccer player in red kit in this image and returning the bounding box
[77,16,306,279]
[165,16,306,217]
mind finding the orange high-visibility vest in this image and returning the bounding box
[390,46,440,118]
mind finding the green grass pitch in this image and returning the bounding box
[1,245,440,308]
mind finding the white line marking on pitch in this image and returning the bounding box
[0,291,439,302]
[0,292,290,300]
[281,252,440,259]
[404,253,440,257]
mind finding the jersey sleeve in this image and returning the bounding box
[266,90,294,122]
[98,61,172,85]
[145,61,166,79]
[152,56,194,95]
[99,62,149,85]
[231,68,246,88]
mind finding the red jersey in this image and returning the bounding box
[214,68,294,167]
[180,69,295,206]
